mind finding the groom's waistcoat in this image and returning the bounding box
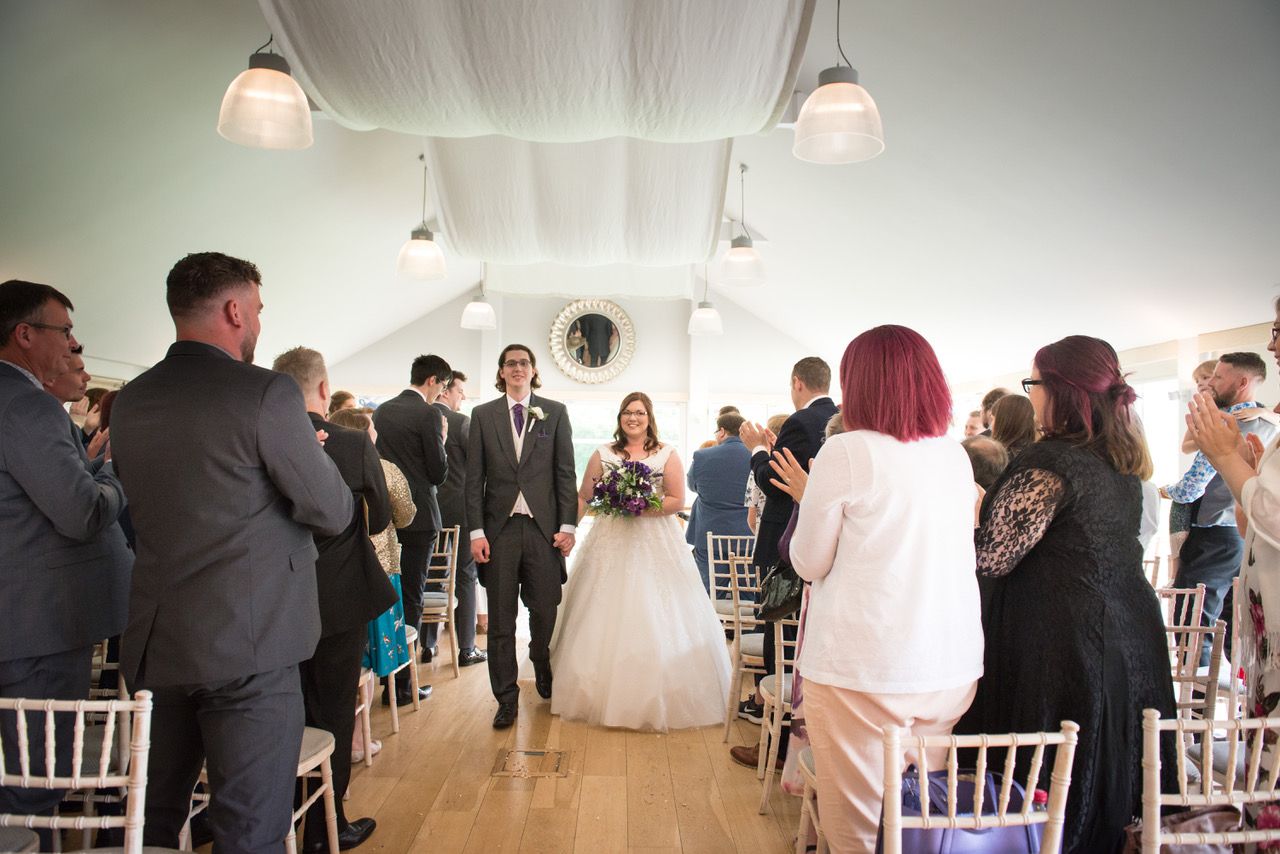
[465,395,577,544]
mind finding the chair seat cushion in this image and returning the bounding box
[739,632,765,659]
[714,599,754,617]
[799,746,816,776]
[297,726,336,771]
[1188,739,1248,784]
[758,672,793,705]
[0,827,39,854]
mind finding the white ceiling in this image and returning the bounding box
[2,0,1277,382]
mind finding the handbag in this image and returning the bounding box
[874,767,1043,854]
[1122,806,1240,853]
[756,561,803,621]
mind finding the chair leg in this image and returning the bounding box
[795,784,813,854]
[285,820,297,854]
[724,665,741,743]
[322,757,340,854]
[449,606,460,679]
[759,704,784,814]
[408,637,422,712]
[361,682,374,767]
[756,696,771,780]
[387,674,400,733]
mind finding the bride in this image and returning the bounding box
[550,392,731,731]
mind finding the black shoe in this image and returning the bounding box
[493,702,518,729]
[533,661,553,700]
[458,647,488,667]
[738,698,764,725]
[420,644,439,664]
[382,685,432,706]
[303,816,376,852]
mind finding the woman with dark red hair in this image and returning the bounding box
[786,325,984,851]
[964,335,1175,853]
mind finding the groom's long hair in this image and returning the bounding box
[611,391,661,459]
[493,344,543,393]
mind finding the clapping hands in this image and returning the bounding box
[768,447,810,503]
[739,421,777,453]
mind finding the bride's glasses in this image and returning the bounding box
[620,409,648,418]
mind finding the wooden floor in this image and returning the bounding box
[344,637,801,853]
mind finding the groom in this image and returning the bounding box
[466,344,578,729]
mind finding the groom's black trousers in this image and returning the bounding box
[482,515,564,704]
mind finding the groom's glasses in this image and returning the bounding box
[621,409,648,418]
[503,359,532,369]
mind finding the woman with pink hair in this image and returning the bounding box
[963,335,1175,853]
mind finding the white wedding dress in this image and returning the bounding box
[550,443,731,731]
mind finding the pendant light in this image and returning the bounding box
[217,36,313,150]
[397,154,447,280]
[460,262,498,330]
[793,0,885,164]
[688,268,723,336]
[721,164,765,284]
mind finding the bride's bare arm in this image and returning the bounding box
[651,449,685,516]
[577,450,604,523]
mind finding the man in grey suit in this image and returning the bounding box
[685,411,754,591]
[432,371,487,667]
[372,354,449,702]
[111,253,353,854]
[466,345,578,729]
[0,280,132,824]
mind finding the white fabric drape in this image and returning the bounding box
[426,135,730,266]
[259,0,813,142]
[486,262,693,299]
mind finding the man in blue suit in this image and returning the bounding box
[686,411,753,591]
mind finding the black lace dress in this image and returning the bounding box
[959,440,1176,854]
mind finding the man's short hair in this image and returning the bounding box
[969,410,982,419]
[166,252,261,320]
[962,436,1009,491]
[791,357,831,393]
[446,370,468,390]
[0,280,73,347]
[1220,351,1267,382]
[718,405,740,417]
[410,354,452,387]
[716,412,745,436]
[981,388,1009,414]
[271,347,327,397]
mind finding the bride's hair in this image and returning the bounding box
[611,391,661,458]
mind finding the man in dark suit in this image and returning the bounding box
[432,371,487,667]
[0,281,132,827]
[111,253,353,854]
[372,354,450,703]
[272,347,398,853]
[686,411,753,591]
[732,356,837,769]
[466,344,578,729]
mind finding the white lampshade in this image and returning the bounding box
[688,301,723,335]
[217,53,313,150]
[793,66,884,165]
[721,235,765,283]
[460,296,497,330]
[396,227,447,280]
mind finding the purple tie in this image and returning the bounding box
[513,403,525,435]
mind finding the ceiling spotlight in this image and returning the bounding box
[397,154,447,281]
[793,0,884,164]
[217,35,313,150]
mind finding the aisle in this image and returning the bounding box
[345,635,800,853]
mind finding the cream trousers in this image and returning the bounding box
[802,679,978,853]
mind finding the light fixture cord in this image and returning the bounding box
[739,164,753,241]
[480,261,487,297]
[419,153,428,225]
[836,0,852,68]
[253,34,275,55]
[702,263,710,302]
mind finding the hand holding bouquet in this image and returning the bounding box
[589,460,663,517]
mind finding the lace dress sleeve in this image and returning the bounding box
[975,467,1067,577]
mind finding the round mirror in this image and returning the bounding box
[549,299,635,384]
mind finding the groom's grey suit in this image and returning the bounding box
[465,394,577,704]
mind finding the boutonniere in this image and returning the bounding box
[528,406,547,423]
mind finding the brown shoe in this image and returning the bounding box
[729,745,759,769]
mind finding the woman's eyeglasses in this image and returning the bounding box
[1021,378,1044,394]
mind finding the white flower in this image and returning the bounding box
[528,406,547,422]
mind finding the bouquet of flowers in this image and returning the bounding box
[589,459,663,517]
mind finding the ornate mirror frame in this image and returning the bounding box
[548,299,636,384]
